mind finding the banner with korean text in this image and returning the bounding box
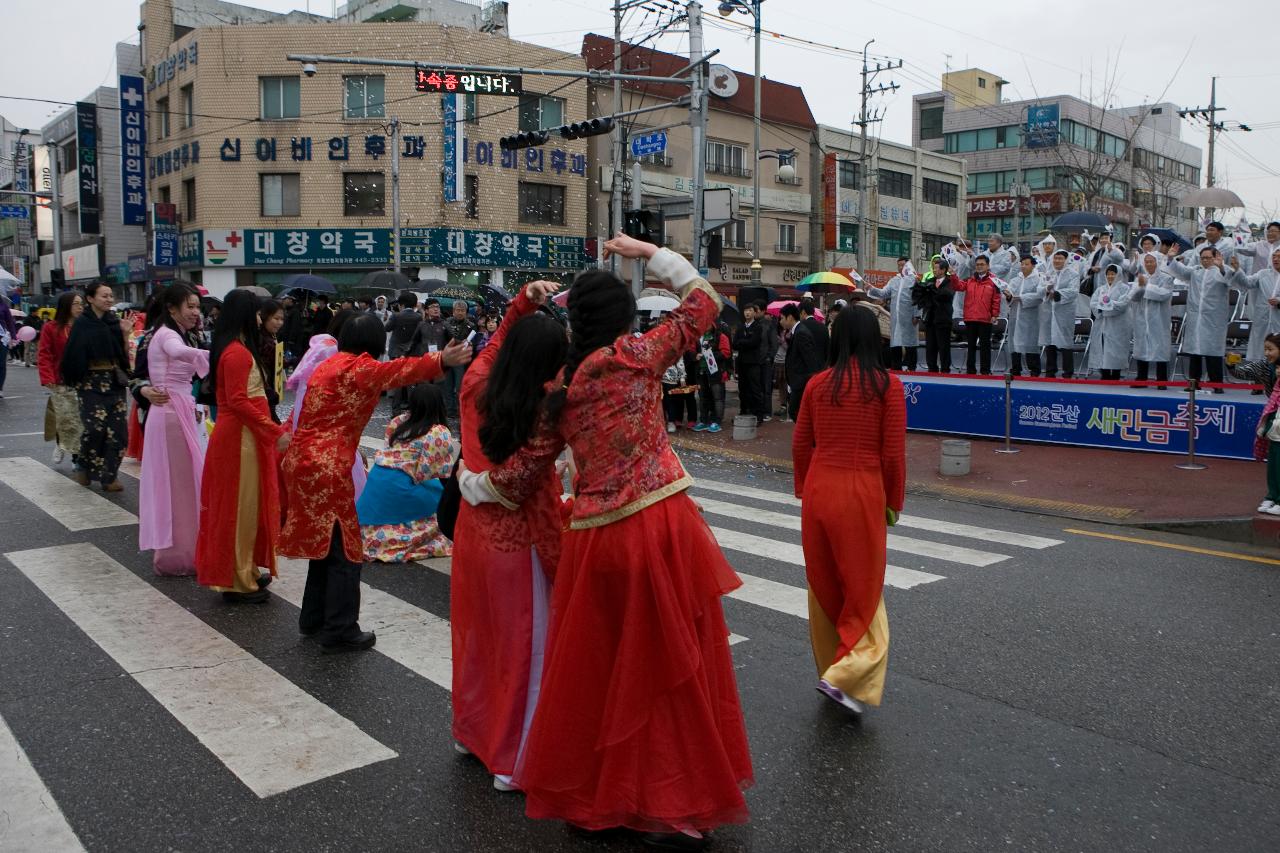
[118,75,147,226]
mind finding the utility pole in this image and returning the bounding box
[854,42,900,273]
[610,2,625,274]
[631,160,644,292]
[48,142,63,281]
[390,116,401,273]
[1179,77,1226,221]
[689,0,707,271]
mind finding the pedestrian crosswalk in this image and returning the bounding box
[0,712,87,852]
[1,453,1063,813]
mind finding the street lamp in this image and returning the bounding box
[717,0,765,285]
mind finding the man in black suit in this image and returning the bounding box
[780,303,825,421]
[798,299,829,365]
[384,291,422,413]
[732,301,768,423]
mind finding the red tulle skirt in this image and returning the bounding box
[515,491,753,832]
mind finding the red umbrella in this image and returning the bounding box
[766,299,824,321]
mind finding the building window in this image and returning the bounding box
[722,219,747,249]
[878,227,911,259]
[922,177,957,207]
[158,185,171,204]
[261,173,300,217]
[707,140,749,177]
[156,96,170,139]
[344,75,385,119]
[260,76,300,120]
[878,169,913,200]
[967,170,1017,195]
[838,222,858,253]
[465,174,479,219]
[183,178,196,221]
[180,85,194,129]
[944,126,1017,154]
[518,181,565,225]
[838,160,859,190]
[464,93,478,124]
[776,222,798,253]
[977,76,987,89]
[919,105,944,140]
[921,233,947,260]
[517,94,564,132]
[343,172,385,216]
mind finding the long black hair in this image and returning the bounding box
[338,313,387,359]
[159,282,200,335]
[390,383,449,446]
[544,269,635,424]
[827,306,889,405]
[207,289,265,396]
[52,290,79,327]
[327,308,359,339]
[479,312,569,463]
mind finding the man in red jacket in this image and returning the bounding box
[953,254,1003,375]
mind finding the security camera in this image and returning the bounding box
[302,62,317,78]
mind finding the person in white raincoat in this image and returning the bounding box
[1037,249,1082,378]
[981,235,1017,319]
[867,256,920,370]
[1130,252,1176,386]
[1034,236,1059,276]
[1088,264,1134,379]
[1203,221,1237,266]
[1124,233,1164,277]
[1080,231,1125,305]
[1237,223,1280,360]
[1230,247,1280,362]
[1166,243,1237,391]
[1008,255,1045,376]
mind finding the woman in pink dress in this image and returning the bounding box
[139,282,210,576]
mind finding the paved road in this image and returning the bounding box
[1,364,1277,852]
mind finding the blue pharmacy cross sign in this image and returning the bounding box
[0,205,29,219]
[630,131,667,158]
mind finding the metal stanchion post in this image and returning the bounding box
[995,371,1020,454]
[1175,379,1208,470]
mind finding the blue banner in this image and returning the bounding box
[118,75,147,226]
[442,94,461,203]
[901,377,1260,461]
[1025,103,1059,148]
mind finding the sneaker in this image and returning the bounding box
[51,446,65,465]
[1266,505,1280,516]
[816,678,865,714]
[493,775,518,792]
[453,741,471,756]
[761,415,772,423]
[691,422,707,431]
[666,422,676,434]
[707,423,721,433]
[1259,500,1276,513]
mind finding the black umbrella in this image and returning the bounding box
[719,299,742,329]
[479,284,512,306]
[1139,227,1192,252]
[280,273,336,294]
[358,270,413,291]
[1050,211,1110,231]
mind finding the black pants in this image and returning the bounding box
[388,355,411,413]
[1135,360,1169,383]
[787,376,812,422]
[1099,369,1122,381]
[663,385,697,425]
[964,323,994,375]
[300,524,364,645]
[698,376,725,425]
[1185,355,1224,385]
[1044,346,1075,379]
[924,324,952,373]
[890,346,919,371]
[761,360,775,410]
[1010,352,1041,376]
[737,364,766,420]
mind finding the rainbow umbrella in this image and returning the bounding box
[795,270,858,294]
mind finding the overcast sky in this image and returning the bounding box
[4,0,1277,223]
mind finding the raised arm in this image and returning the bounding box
[618,247,722,376]
[357,349,448,391]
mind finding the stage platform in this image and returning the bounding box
[896,372,1262,462]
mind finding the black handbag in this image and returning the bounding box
[436,455,463,541]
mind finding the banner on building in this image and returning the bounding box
[1025,103,1060,149]
[902,376,1257,461]
[118,75,147,226]
[442,94,464,203]
[75,101,100,234]
[152,202,178,268]
[822,152,837,252]
[33,145,52,238]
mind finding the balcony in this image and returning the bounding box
[707,163,752,178]
[638,153,673,168]
[774,174,803,186]
[721,240,752,253]
[774,243,803,255]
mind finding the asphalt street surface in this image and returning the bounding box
[1,363,1277,852]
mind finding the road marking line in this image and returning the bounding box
[272,558,454,690]
[693,478,1062,549]
[0,712,87,853]
[0,431,45,437]
[708,526,944,590]
[0,456,137,531]
[729,572,809,618]
[699,498,1007,567]
[728,633,748,645]
[1063,529,1280,566]
[4,543,397,798]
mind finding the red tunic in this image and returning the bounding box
[488,279,753,833]
[195,342,286,588]
[279,351,444,561]
[451,289,565,776]
[36,322,70,386]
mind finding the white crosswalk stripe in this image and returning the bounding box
[4,543,397,798]
[0,712,87,853]
[0,456,137,531]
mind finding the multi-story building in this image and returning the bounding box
[580,33,817,290]
[815,125,967,287]
[140,0,591,297]
[38,41,148,300]
[912,68,1202,249]
[0,117,40,292]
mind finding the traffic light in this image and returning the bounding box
[624,209,664,247]
[50,268,66,288]
[558,117,614,140]
[499,130,550,151]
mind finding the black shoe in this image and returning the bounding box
[222,589,270,604]
[1211,388,1225,395]
[299,625,320,637]
[640,831,710,851]
[256,573,273,590]
[321,631,376,654]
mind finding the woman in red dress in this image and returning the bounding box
[196,290,290,603]
[465,235,752,848]
[278,314,470,654]
[38,291,84,466]
[451,280,567,792]
[792,307,906,714]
